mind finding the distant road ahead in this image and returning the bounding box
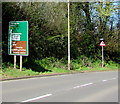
[2,71,118,103]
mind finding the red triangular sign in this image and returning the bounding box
[100,41,106,46]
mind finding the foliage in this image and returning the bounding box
[2,2,120,74]
[71,58,118,71]
[35,57,68,70]
[2,57,118,79]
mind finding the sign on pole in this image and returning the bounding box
[99,40,106,67]
[100,41,106,47]
[8,21,29,56]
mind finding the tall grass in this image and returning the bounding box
[2,56,118,79]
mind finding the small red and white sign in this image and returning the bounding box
[100,41,106,47]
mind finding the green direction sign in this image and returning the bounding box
[8,21,29,56]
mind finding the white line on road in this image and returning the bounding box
[102,80,108,82]
[102,77,117,82]
[73,83,93,89]
[73,86,80,89]
[109,78,117,80]
[80,83,93,87]
[21,94,52,102]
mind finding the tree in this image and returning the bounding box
[2,2,120,69]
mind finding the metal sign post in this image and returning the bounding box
[8,21,29,71]
[100,40,106,68]
[14,55,16,69]
[102,46,104,68]
[20,56,22,71]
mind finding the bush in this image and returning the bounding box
[2,62,14,69]
[36,57,68,70]
[105,60,118,69]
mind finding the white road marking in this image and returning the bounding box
[80,83,93,87]
[73,83,93,89]
[109,78,116,80]
[73,86,80,89]
[21,94,52,102]
[102,80,108,82]
[73,77,117,89]
[102,77,117,82]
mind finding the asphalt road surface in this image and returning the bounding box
[2,71,118,103]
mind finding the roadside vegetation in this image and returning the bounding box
[1,57,118,79]
[1,2,119,79]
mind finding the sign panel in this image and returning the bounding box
[8,21,29,56]
[100,41,106,47]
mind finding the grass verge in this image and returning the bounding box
[1,57,119,80]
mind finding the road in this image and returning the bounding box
[2,71,118,103]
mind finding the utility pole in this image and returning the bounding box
[68,0,70,70]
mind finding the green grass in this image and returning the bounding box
[1,58,119,79]
[72,63,118,72]
[49,67,71,73]
[71,59,119,72]
[79,66,118,72]
[2,68,39,79]
[1,67,72,79]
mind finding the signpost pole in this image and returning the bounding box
[20,56,22,71]
[14,55,16,69]
[100,39,106,68]
[102,46,104,68]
